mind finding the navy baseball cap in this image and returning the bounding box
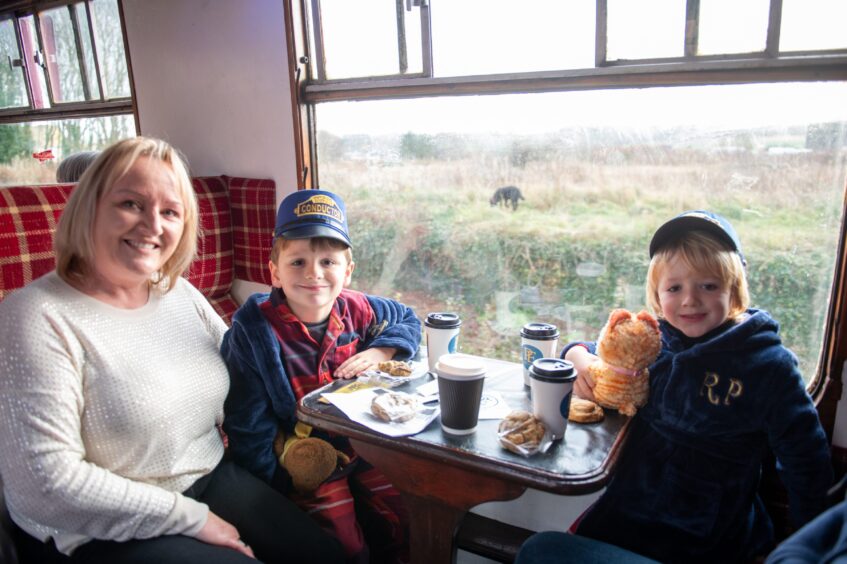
[274,189,352,247]
[649,210,745,266]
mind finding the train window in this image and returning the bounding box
[606,0,685,60]
[0,17,29,109]
[310,0,426,81]
[0,0,130,110]
[35,0,130,103]
[38,4,92,104]
[697,1,771,56]
[430,1,594,76]
[84,0,130,99]
[300,1,847,388]
[0,0,134,185]
[781,0,847,52]
[314,82,847,383]
[0,114,133,185]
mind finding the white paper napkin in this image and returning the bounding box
[322,388,440,437]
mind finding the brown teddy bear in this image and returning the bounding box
[589,309,661,416]
[273,421,350,494]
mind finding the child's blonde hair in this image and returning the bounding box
[270,236,353,264]
[646,230,749,321]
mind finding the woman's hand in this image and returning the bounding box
[334,347,396,379]
[566,346,598,401]
[196,511,256,559]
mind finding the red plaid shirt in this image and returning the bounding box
[259,287,375,402]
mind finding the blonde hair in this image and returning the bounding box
[269,236,353,264]
[55,137,197,291]
[646,230,749,321]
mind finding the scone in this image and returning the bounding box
[498,410,545,454]
[378,360,413,376]
[568,397,605,423]
[371,391,418,422]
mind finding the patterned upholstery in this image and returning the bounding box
[226,175,275,287]
[0,176,276,324]
[0,184,74,303]
[186,177,237,322]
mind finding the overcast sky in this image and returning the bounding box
[318,82,847,136]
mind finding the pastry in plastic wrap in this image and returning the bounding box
[371,391,418,422]
[498,410,546,455]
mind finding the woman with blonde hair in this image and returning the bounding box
[0,137,343,564]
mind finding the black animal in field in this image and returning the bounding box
[490,185,525,210]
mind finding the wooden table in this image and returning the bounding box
[297,357,632,564]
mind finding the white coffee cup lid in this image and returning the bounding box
[435,353,485,377]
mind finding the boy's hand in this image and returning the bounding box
[574,369,597,402]
[335,347,396,379]
[566,346,598,401]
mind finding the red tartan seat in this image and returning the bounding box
[0,175,275,324]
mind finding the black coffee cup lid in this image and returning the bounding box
[529,358,576,382]
[521,322,559,338]
[425,312,461,328]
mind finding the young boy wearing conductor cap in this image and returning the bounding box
[222,189,420,563]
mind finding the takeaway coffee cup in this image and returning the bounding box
[529,358,576,441]
[436,353,486,435]
[424,312,462,372]
[520,323,560,387]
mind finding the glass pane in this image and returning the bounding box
[403,2,422,75]
[315,82,847,384]
[39,6,87,103]
[431,0,594,76]
[698,0,769,55]
[0,114,134,185]
[90,0,130,98]
[607,0,685,61]
[21,16,49,108]
[320,0,417,79]
[781,0,847,52]
[75,4,100,99]
[0,18,28,109]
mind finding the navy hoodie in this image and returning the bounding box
[565,309,833,563]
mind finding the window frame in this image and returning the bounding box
[598,0,847,66]
[0,0,134,125]
[307,0,432,84]
[300,0,847,103]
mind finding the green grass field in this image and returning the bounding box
[324,147,845,381]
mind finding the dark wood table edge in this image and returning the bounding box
[297,397,633,495]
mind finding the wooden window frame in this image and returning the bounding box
[307,0,432,85]
[0,0,135,126]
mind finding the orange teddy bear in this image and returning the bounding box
[589,309,661,416]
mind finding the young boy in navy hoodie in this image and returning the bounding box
[519,211,833,563]
[222,190,420,563]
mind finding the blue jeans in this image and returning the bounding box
[516,531,659,564]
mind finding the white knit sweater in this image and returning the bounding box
[0,272,229,554]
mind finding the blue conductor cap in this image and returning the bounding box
[274,189,352,248]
